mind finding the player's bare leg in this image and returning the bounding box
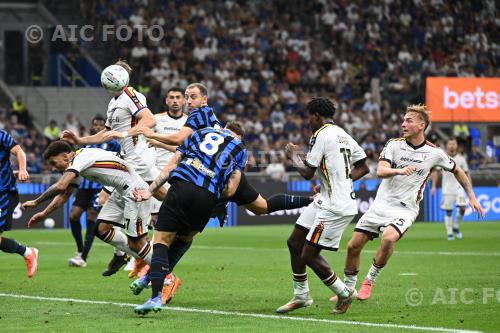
[358,226,400,301]
[276,226,313,314]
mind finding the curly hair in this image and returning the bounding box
[305,97,337,117]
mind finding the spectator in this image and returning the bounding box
[44,120,60,141]
[11,95,32,128]
[467,145,486,170]
[265,155,286,181]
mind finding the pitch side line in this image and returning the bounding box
[33,241,500,257]
[0,293,482,333]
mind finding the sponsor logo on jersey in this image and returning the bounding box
[186,158,216,178]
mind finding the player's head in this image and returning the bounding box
[43,140,75,171]
[225,121,245,141]
[402,104,430,139]
[305,97,336,132]
[446,137,459,155]
[91,115,106,134]
[166,87,185,114]
[185,83,208,111]
[115,59,132,77]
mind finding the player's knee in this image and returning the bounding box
[96,220,111,236]
[286,237,302,254]
[445,210,452,217]
[381,233,398,247]
[69,209,81,221]
[347,239,363,255]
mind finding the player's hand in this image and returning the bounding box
[468,197,485,219]
[15,169,30,182]
[284,143,299,159]
[21,200,38,210]
[147,138,161,148]
[28,212,45,228]
[136,127,153,138]
[133,188,152,201]
[313,184,321,194]
[60,130,80,144]
[102,130,123,140]
[399,165,417,176]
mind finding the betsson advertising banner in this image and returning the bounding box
[426,77,500,122]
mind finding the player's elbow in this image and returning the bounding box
[55,183,68,193]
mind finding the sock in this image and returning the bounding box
[292,272,309,296]
[323,272,350,297]
[444,215,453,235]
[70,218,84,253]
[0,237,30,257]
[115,249,125,256]
[266,194,313,213]
[168,239,192,271]
[81,220,96,261]
[99,228,136,258]
[150,243,170,298]
[137,240,153,265]
[366,259,385,283]
[343,269,359,289]
[454,213,463,230]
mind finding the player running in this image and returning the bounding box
[0,129,38,278]
[431,137,471,240]
[336,104,484,303]
[277,98,369,315]
[133,122,247,315]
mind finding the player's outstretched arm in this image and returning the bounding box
[138,126,193,146]
[147,138,177,152]
[430,169,441,196]
[10,144,29,182]
[452,166,484,219]
[127,108,156,137]
[28,188,74,228]
[225,170,242,198]
[61,128,109,145]
[376,161,416,178]
[22,172,77,209]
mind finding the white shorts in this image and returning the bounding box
[354,205,417,239]
[296,203,355,251]
[97,190,152,237]
[441,193,467,211]
[125,147,160,182]
[151,182,171,214]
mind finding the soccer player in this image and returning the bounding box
[68,115,121,267]
[431,137,470,240]
[338,104,484,302]
[277,98,369,315]
[0,129,38,278]
[61,60,159,275]
[133,122,247,314]
[22,141,165,269]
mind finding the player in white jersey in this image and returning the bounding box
[277,98,369,315]
[431,137,471,240]
[22,141,166,267]
[335,104,484,303]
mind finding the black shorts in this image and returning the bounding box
[0,191,19,232]
[230,173,259,206]
[156,179,217,235]
[73,188,100,210]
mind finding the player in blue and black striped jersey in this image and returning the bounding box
[67,115,121,268]
[133,121,246,314]
[0,129,38,278]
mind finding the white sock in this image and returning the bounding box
[114,249,125,256]
[366,262,384,283]
[344,272,358,289]
[444,215,453,235]
[454,213,463,230]
[23,247,33,258]
[104,229,138,259]
[292,272,309,296]
[323,273,350,298]
[137,241,152,265]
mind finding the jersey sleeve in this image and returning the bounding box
[349,136,367,165]
[305,131,326,168]
[436,149,456,172]
[184,108,205,131]
[69,175,82,187]
[66,150,96,176]
[379,140,395,164]
[176,135,191,155]
[1,131,17,151]
[234,146,247,172]
[123,87,148,116]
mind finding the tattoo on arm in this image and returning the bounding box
[34,183,64,205]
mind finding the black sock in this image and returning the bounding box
[168,239,192,271]
[266,194,313,213]
[0,237,26,256]
[150,243,170,298]
[70,218,84,253]
[81,220,96,261]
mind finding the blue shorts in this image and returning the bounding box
[0,191,20,232]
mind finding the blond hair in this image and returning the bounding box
[406,103,430,129]
[115,59,132,76]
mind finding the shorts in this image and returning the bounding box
[354,205,417,239]
[155,179,217,235]
[230,173,259,206]
[0,191,19,232]
[441,193,467,210]
[124,147,160,182]
[296,202,355,251]
[97,189,151,238]
[73,188,100,210]
[151,182,171,214]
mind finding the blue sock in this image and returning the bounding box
[150,243,170,298]
[0,237,27,256]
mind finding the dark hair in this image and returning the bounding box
[167,87,184,95]
[43,140,74,160]
[225,121,245,138]
[306,97,336,117]
[92,114,106,123]
[186,82,208,97]
[447,137,458,143]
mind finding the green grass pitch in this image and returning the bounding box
[1,222,499,333]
